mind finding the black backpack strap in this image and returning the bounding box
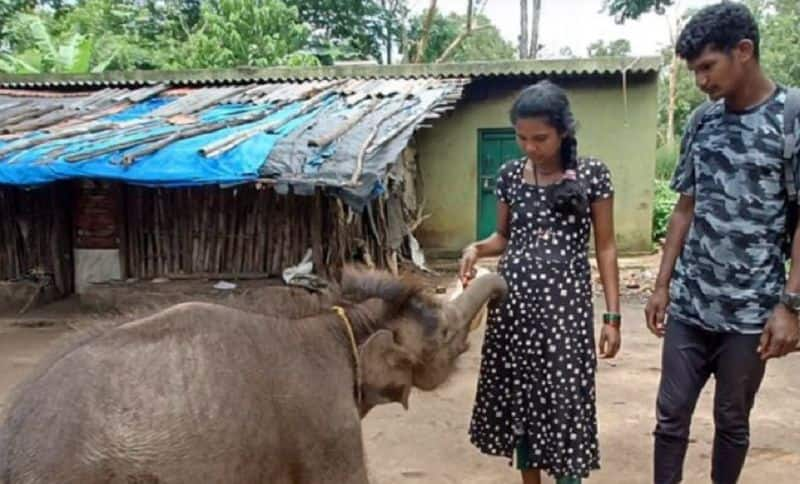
[676,101,714,195]
[782,87,800,200]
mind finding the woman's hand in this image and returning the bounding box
[459,245,479,287]
[598,324,621,359]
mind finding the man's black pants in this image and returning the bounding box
[653,319,766,484]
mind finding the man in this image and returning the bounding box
[645,2,800,484]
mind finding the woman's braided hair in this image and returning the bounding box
[510,80,587,215]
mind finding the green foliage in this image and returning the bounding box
[0,0,514,71]
[175,0,316,69]
[406,11,514,63]
[650,0,800,243]
[283,0,406,63]
[0,0,320,72]
[604,0,674,22]
[652,179,678,242]
[755,0,800,87]
[54,0,175,70]
[586,38,631,57]
[0,13,111,73]
[655,142,679,181]
[657,48,706,146]
[656,1,800,146]
[0,0,34,41]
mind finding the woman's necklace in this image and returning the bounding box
[530,163,552,244]
[529,160,560,186]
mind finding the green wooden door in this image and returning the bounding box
[477,129,522,239]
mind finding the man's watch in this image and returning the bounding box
[779,291,800,313]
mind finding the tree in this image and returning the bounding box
[519,0,527,58]
[0,13,113,73]
[656,0,800,145]
[603,0,674,23]
[586,38,631,57]
[529,0,541,59]
[656,46,705,145]
[662,3,690,146]
[558,46,575,58]
[753,0,800,87]
[518,0,542,59]
[283,0,407,63]
[434,0,494,63]
[406,10,514,64]
[378,0,409,64]
[51,0,176,71]
[175,0,317,69]
[0,0,34,44]
[413,0,437,63]
[0,0,322,72]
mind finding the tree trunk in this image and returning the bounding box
[414,0,438,63]
[435,0,479,63]
[382,0,392,64]
[666,6,683,146]
[530,0,542,59]
[400,4,410,63]
[436,25,490,63]
[386,25,393,64]
[519,0,529,59]
[667,52,679,146]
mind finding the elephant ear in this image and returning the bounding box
[359,330,414,413]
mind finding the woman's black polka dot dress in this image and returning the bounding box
[469,157,614,479]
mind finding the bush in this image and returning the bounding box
[656,142,680,181]
[652,179,678,242]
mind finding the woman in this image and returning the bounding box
[460,80,621,484]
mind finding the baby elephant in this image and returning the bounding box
[0,266,506,484]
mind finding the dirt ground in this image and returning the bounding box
[1,258,800,483]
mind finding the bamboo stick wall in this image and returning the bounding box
[0,184,74,295]
[123,185,393,280]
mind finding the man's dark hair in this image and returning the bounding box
[676,2,760,61]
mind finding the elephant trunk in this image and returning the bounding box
[448,273,508,328]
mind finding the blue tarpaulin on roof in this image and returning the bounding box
[0,78,465,210]
[0,98,325,187]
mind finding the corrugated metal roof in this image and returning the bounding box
[0,57,661,89]
[0,78,466,210]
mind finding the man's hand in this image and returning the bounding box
[645,286,669,337]
[758,304,800,360]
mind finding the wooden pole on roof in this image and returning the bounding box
[350,87,418,185]
[307,97,380,148]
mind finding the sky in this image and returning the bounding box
[408,0,718,58]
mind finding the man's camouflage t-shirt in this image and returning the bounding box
[669,87,800,334]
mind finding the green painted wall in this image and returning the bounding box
[416,75,659,255]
